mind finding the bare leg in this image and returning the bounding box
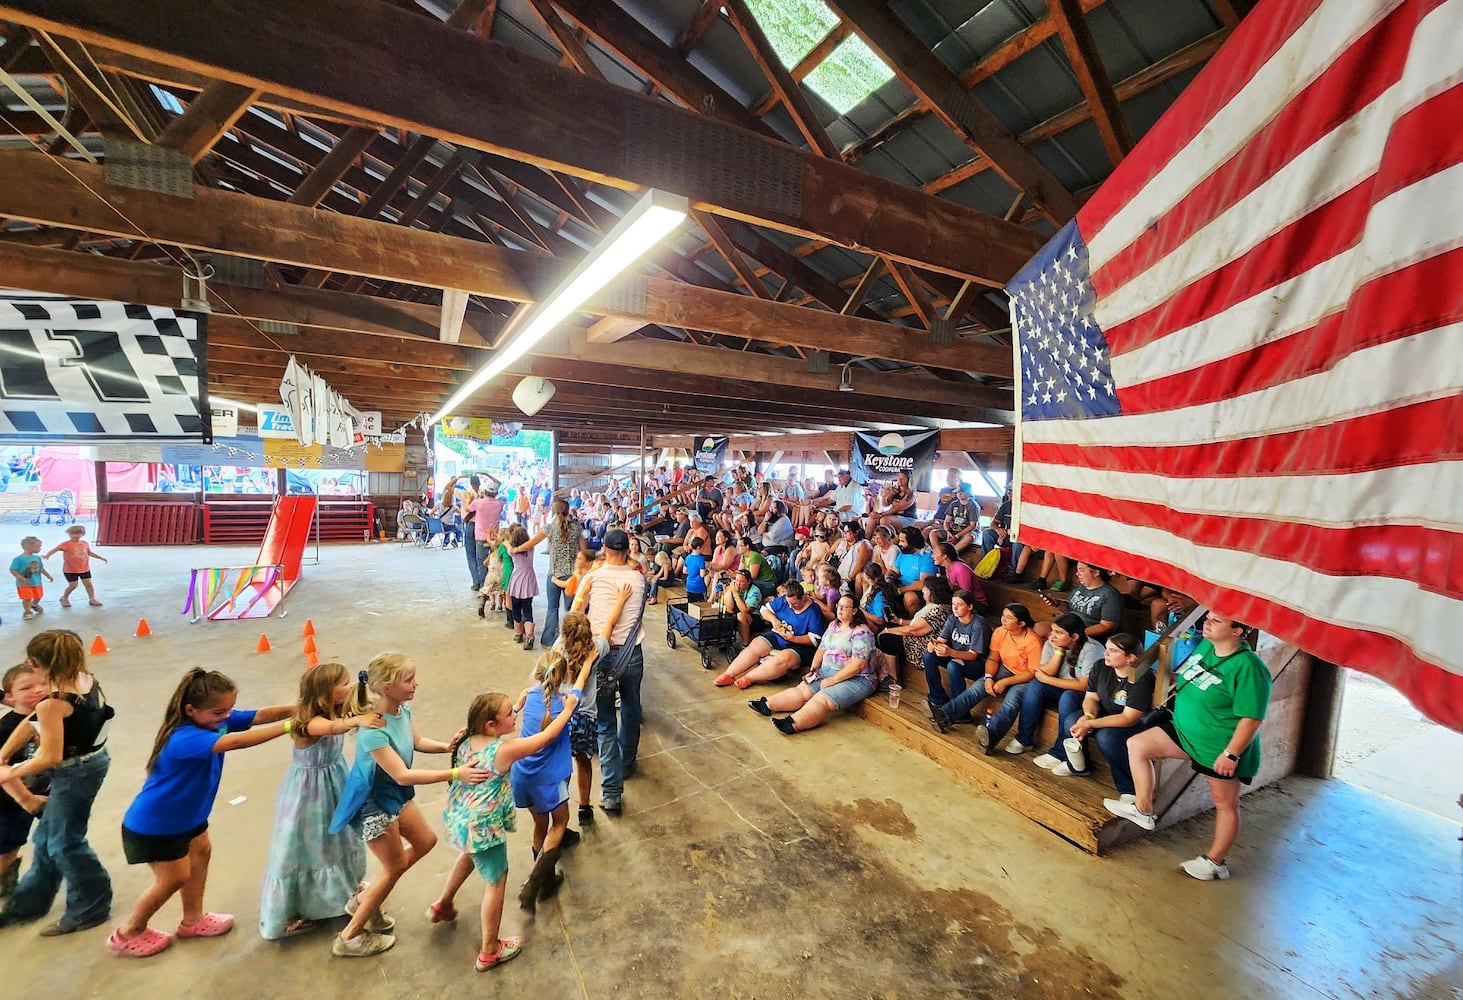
[82,578,100,602]
[530,811,549,856]
[540,802,569,852]
[1124,727,1189,815]
[478,876,508,957]
[789,693,837,732]
[723,637,773,679]
[61,581,78,604]
[1207,776,1242,864]
[765,683,813,713]
[435,852,474,910]
[341,803,436,941]
[120,857,190,936]
[741,651,800,685]
[177,830,213,926]
[574,755,593,807]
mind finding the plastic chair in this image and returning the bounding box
[424,516,445,548]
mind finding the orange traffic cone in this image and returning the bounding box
[302,619,316,637]
[135,618,152,637]
[303,635,318,655]
[256,634,272,653]
[89,634,109,655]
[306,651,320,668]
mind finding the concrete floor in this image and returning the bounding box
[1,540,1458,1000]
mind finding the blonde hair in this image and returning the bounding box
[366,652,413,694]
[531,649,572,733]
[291,662,370,739]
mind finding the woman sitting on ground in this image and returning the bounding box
[748,597,876,735]
[1106,613,1272,881]
[875,577,953,678]
[891,528,938,617]
[1037,631,1151,784]
[856,563,902,632]
[714,568,763,648]
[1065,562,1124,640]
[713,580,825,690]
[1018,613,1103,771]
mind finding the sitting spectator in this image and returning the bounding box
[869,525,899,575]
[713,580,824,689]
[832,522,873,593]
[1151,587,1200,632]
[1020,613,1104,770]
[1107,613,1272,881]
[713,567,763,647]
[980,487,1013,554]
[794,527,832,576]
[921,588,988,711]
[943,488,980,554]
[1037,631,1150,785]
[875,577,953,675]
[866,471,917,537]
[857,563,902,632]
[930,603,1042,745]
[748,597,876,735]
[809,565,842,622]
[891,528,938,616]
[932,468,972,522]
[933,542,986,612]
[1066,562,1124,639]
[737,536,778,596]
[683,537,709,601]
[708,528,740,578]
[758,501,796,556]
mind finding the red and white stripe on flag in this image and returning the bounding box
[1008,0,1463,729]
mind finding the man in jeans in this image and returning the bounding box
[573,528,645,815]
[466,479,504,593]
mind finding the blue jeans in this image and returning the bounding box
[945,667,1013,723]
[540,576,568,647]
[1017,680,1067,748]
[921,653,981,705]
[464,534,485,590]
[596,645,644,806]
[2,750,112,928]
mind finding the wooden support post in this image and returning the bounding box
[1295,661,1346,778]
[93,460,109,505]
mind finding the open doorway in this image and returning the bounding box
[1332,668,1463,823]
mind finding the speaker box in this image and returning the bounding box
[511,376,556,416]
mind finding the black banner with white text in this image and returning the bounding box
[852,430,941,490]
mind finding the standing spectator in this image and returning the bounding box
[571,529,644,815]
[520,500,581,649]
[513,485,531,528]
[466,483,505,594]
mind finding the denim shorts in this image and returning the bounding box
[809,673,876,711]
[513,777,570,814]
[358,799,400,841]
[470,841,509,883]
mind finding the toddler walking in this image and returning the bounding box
[0,662,50,895]
[10,536,52,621]
[46,525,108,608]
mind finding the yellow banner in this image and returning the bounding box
[264,439,323,467]
[365,442,405,472]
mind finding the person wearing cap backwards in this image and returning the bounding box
[571,528,645,815]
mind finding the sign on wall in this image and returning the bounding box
[0,293,209,443]
[851,430,941,490]
[691,434,727,475]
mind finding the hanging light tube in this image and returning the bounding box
[428,188,688,424]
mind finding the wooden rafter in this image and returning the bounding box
[748,21,852,117]
[885,260,936,329]
[1047,0,1133,165]
[693,210,770,299]
[723,0,837,158]
[155,81,261,163]
[674,1,724,57]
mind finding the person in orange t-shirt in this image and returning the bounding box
[45,524,108,608]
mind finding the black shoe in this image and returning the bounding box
[1002,570,1022,584]
[747,697,772,717]
[578,805,595,826]
[622,762,637,780]
[477,595,487,619]
[1033,578,1048,591]
[772,716,797,735]
[976,723,995,755]
[559,827,581,849]
[930,703,951,734]
[601,800,623,816]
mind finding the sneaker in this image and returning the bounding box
[601,800,623,816]
[1050,762,1087,777]
[1180,854,1231,881]
[1120,793,1136,804]
[1032,753,1062,770]
[22,611,35,621]
[333,931,396,957]
[559,828,581,849]
[1049,580,1068,593]
[578,805,595,826]
[345,894,395,933]
[32,604,42,614]
[929,703,951,734]
[975,723,994,755]
[1103,797,1156,831]
[1004,738,1029,755]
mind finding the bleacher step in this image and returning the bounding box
[852,696,1124,854]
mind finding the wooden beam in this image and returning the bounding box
[674,1,723,57]
[0,0,1043,282]
[525,0,602,79]
[155,80,260,162]
[585,315,644,344]
[286,126,377,206]
[693,210,770,299]
[824,0,1076,224]
[33,32,147,140]
[885,260,936,329]
[841,257,885,315]
[655,427,1014,454]
[723,0,837,158]
[0,154,1011,372]
[438,287,469,343]
[1047,0,1133,166]
[750,21,852,117]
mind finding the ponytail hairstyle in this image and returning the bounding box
[861,563,903,622]
[291,662,369,738]
[531,649,572,733]
[26,629,86,693]
[147,668,237,772]
[559,612,596,676]
[1105,632,1144,675]
[553,499,572,542]
[1051,612,1091,673]
[451,692,511,763]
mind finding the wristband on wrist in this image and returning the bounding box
[1084,712,1097,720]
[283,719,292,734]
[450,767,460,781]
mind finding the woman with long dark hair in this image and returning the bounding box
[516,499,581,648]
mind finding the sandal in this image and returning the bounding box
[108,926,174,958]
[176,912,235,938]
[282,918,321,937]
[425,901,457,924]
[733,674,754,690]
[58,598,71,608]
[475,936,523,972]
[89,599,103,607]
[712,672,737,687]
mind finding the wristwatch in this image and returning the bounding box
[1223,752,1240,762]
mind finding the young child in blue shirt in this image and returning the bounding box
[10,536,52,621]
[683,536,709,600]
[110,668,293,958]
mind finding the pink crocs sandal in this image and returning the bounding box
[108,926,174,958]
[426,901,457,924]
[475,936,522,971]
[176,912,235,938]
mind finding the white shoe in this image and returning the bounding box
[1003,738,1029,755]
[1032,753,1061,770]
[1180,854,1231,880]
[1050,762,1086,777]
[22,610,35,621]
[1121,793,1136,804]
[1103,797,1156,831]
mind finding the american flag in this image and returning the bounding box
[1008,0,1462,730]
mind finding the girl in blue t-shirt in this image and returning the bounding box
[109,668,294,959]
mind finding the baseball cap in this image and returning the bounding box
[837,468,852,477]
[794,526,811,537]
[603,528,630,551]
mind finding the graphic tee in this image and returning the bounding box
[1172,640,1271,778]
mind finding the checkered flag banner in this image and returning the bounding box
[0,293,210,443]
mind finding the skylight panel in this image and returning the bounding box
[743,0,839,68]
[803,33,895,116]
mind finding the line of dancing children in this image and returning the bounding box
[0,606,625,970]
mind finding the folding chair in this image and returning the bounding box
[424,516,445,548]
[399,512,428,547]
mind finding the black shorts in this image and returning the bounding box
[122,821,208,865]
[1154,718,1253,785]
[63,571,92,582]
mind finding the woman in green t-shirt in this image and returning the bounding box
[1103,612,1272,882]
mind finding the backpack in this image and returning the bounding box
[974,548,1001,579]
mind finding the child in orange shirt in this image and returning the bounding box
[45,525,108,608]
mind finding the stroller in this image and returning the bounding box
[32,489,77,526]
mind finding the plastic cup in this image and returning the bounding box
[1063,737,1086,772]
[888,684,902,709]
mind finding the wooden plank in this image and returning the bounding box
[693,209,771,299]
[885,260,936,329]
[0,0,1044,282]
[286,125,377,206]
[1047,0,1133,166]
[825,0,1077,224]
[841,257,885,315]
[673,0,723,57]
[438,287,469,343]
[585,315,644,344]
[525,0,602,79]
[33,33,147,140]
[155,79,259,162]
[723,0,837,158]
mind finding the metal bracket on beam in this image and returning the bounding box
[102,137,193,199]
[930,316,955,346]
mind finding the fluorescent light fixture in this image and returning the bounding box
[428,188,688,423]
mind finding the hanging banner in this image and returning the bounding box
[852,430,941,490]
[691,434,727,475]
[256,403,298,439]
[210,404,238,439]
[0,293,209,444]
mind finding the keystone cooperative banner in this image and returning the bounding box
[690,434,727,475]
[851,430,941,490]
[0,293,209,443]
